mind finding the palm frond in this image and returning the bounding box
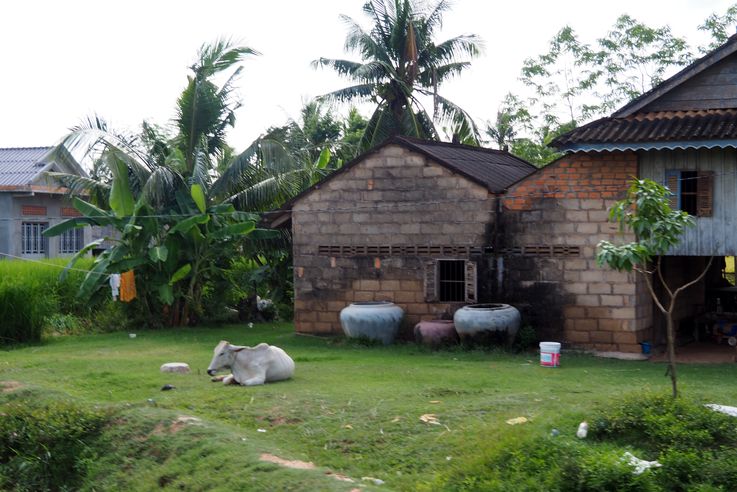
[418,61,470,86]
[257,138,301,174]
[400,100,438,140]
[190,147,212,191]
[140,166,183,208]
[58,115,149,170]
[423,35,483,66]
[44,172,111,206]
[316,83,376,104]
[312,57,366,78]
[225,169,306,212]
[422,0,452,33]
[192,38,259,79]
[432,94,480,143]
[211,138,261,197]
[363,0,394,52]
[352,60,394,82]
[107,145,153,194]
[360,103,400,150]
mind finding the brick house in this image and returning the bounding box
[0,146,93,259]
[269,136,537,336]
[501,33,737,352]
[278,35,737,353]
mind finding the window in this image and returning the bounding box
[425,259,477,303]
[59,228,84,254]
[21,222,48,255]
[666,170,713,217]
[438,260,466,302]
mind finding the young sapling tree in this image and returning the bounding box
[597,178,713,398]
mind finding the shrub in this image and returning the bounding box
[591,393,737,453]
[0,258,120,344]
[591,393,737,490]
[431,393,737,491]
[44,313,89,336]
[513,324,538,351]
[0,277,55,344]
[0,397,110,491]
[559,446,660,492]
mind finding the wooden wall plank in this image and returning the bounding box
[639,148,737,256]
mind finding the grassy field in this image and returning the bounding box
[2,323,737,491]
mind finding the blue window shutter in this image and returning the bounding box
[665,170,681,210]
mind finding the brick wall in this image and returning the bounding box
[502,151,653,352]
[292,144,495,336]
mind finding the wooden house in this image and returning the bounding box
[501,33,737,352]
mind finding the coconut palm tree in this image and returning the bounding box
[313,0,482,150]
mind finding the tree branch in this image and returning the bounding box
[656,256,674,299]
[640,268,668,314]
[672,256,714,299]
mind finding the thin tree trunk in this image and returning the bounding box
[665,312,678,398]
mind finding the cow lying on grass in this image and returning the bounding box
[207,340,295,386]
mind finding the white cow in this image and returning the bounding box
[207,340,295,386]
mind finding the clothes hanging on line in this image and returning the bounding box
[109,273,121,300]
[120,270,137,302]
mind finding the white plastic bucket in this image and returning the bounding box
[540,342,561,367]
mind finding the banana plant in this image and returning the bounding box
[45,169,257,325]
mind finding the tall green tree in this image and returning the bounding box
[484,94,572,167]
[313,0,482,150]
[521,17,692,132]
[521,27,600,127]
[45,39,298,325]
[512,15,696,166]
[597,179,713,398]
[698,3,737,53]
[595,15,691,110]
[338,107,369,162]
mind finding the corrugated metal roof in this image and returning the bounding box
[396,137,537,193]
[0,147,52,187]
[553,110,737,150]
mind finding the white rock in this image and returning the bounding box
[160,362,190,374]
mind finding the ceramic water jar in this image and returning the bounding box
[339,301,404,345]
[414,320,459,347]
[453,303,521,343]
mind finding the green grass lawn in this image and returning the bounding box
[2,323,737,491]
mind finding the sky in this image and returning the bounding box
[0,0,732,154]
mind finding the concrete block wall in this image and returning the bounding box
[292,144,494,336]
[502,151,653,352]
[5,194,90,258]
